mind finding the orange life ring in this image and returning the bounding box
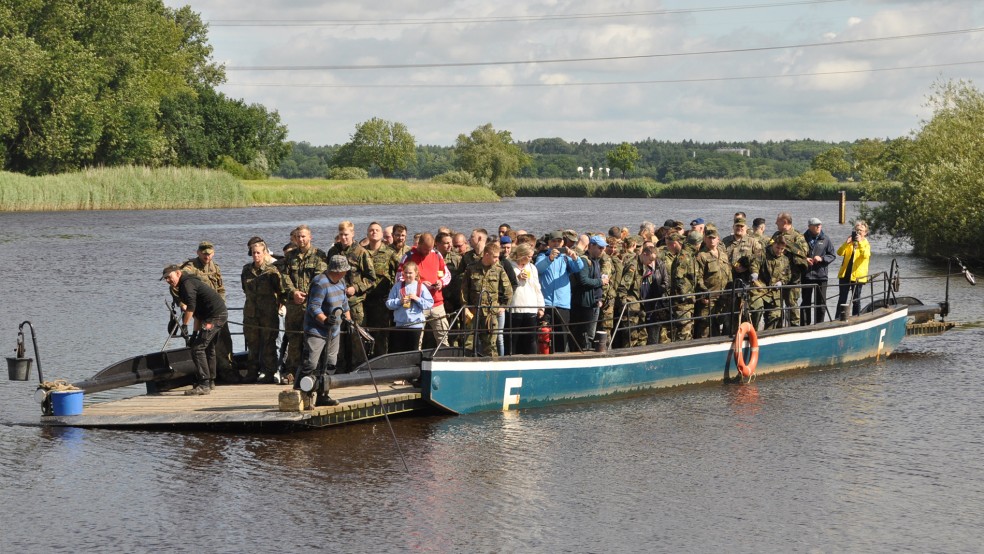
[733,322,759,378]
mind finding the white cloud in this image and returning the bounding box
[173,0,984,145]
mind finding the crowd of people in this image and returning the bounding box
[161,215,873,406]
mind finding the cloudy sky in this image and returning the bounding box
[165,0,984,146]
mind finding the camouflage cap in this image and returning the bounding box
[704,227,719,238]
[548,230,564,240]
[686,231,702,245]
[197,241,214,253]
[771,234,787,245]
[562,229,578,242]
[666,232,685,243]
[328,255,351,273]
[663,219,677,228]
[734,217,747,226]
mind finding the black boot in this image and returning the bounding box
[184,383,210,396]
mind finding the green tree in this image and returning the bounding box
[811,147,852,180]
[606,142,641,177]
[342,117,416,178]
[454,123,531,190]
[862,80,984,260]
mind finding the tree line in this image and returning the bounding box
[275,133,850,183]
[1,0,289,177]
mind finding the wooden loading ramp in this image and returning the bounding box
[39,383,427,431]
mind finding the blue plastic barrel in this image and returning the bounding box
[51,390,84,416]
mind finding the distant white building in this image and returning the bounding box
[716,147,751,157]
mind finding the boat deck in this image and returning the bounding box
[39,383,427,431]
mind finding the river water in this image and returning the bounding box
[0,198,981,552]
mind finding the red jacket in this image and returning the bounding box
[397,248,451,306]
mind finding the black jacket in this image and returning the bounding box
[178,273,228,321]
[802,230,837,281]
[571,255,604,309]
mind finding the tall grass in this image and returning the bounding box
[515,177,865,200]
[246,178,500,205]
[0,166,249,211]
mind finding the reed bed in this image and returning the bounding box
[246,179,500,205]
[515,177,865,200]
[0,166,249,211]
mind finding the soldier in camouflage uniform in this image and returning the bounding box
[327,221,377,368]
[363,222,398,356]
[598,236,620,337]
[771,212,809,326]
[241,240,283,382]
[281,225,329,381]
[180,241,226,298]
[612,235,639,347]
[754,235,792,329]
[694,228,734,338]
[667,233,698,341]
[460,242,513,357]
[617,244,670,346]
[726,217,764,287]
[178,241,235,380]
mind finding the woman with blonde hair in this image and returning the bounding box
[835,221,871,319]
[508,243,545,354]
[241,240,283,382]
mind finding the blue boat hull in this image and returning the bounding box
[423,307,908,414]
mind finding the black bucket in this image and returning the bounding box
[6,357,32,381]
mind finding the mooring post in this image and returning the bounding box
[839,191,846,225]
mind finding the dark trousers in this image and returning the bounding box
[390,326,423,353]
[571,305,600,351]
[800,278,829,325]
[547,307,572,353]
[835,278,863,319]
[190,316,226,384]
[508,312,539,355]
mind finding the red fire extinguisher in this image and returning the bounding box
[537,323,552,355]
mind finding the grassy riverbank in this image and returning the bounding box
[515,177,868,200]
[246,178,500,205]
[0,168,499,211]
[0,166,250,211]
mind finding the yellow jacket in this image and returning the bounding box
[837,239,870,282]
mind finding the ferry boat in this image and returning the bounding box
[13,258,968,428]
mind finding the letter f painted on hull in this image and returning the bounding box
[503,377,522,410]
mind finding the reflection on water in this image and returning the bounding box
[0,199,981,551]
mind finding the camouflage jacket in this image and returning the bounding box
[461,260,513,311]
[180,257,225,299]
[281,246,329,300]
[727,236,764,283]
[598,253,617,306]
[695,245,733,294]
[365,244,398,301]
[759,247,791,288]
[326,242,377,306]
[240,262,283,318]
[670,250,698,300]
[772,229,809,278]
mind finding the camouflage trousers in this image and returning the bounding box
[672,302,695,342]
[243,310,280,373]
[695,295,733,338]
[463,309,499,357]
[284,304,306,375]
[761,293,784,329]
[782,283,801,326]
